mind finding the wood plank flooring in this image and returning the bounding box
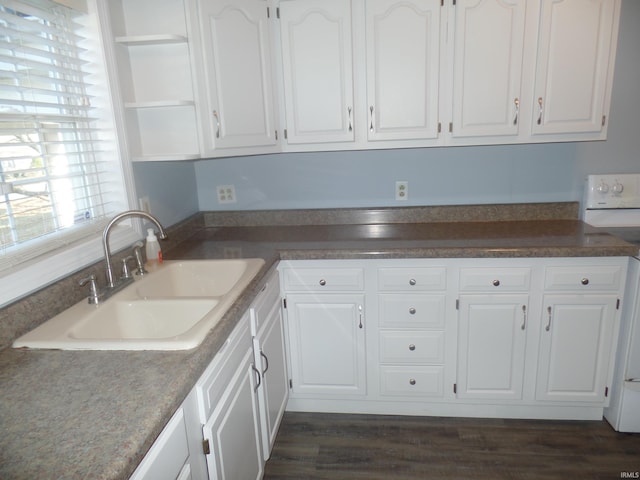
[263,412,640,480]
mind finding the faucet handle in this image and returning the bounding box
[120,256,135,279]
[79,274,101,304]
[132,242,147,276]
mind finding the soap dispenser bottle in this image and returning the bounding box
[145,228,162,268]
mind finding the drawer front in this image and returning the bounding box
[379,330,444,364]
[544,265,622,291]
[379,294,446,328]
[378,267,446,291]
[282,267,364,291]
[251,272,281,335]
[379,366,444,397]
[459,267,531,291]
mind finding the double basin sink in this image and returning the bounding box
[13,258,265,351]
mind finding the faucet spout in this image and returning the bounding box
[102,210,167,288]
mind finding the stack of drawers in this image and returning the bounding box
[376,266,447,399]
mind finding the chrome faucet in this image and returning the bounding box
[102,210,167,289]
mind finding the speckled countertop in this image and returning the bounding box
[1,204,638,480]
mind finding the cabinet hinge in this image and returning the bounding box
[202,439,211,455]
[284,128,288,139]
[277,7,280,19]
[453,383,457,394]
[275,130,278,141]
[617,298,620,310]
[449,122,453,133]
[440,0,444,6]
[437,122,441,134]
[455,299,459,310]
[602,115,606,127]
[283,298,287,309]
[605,386,609,397]
[289,379,293,389]
[267,6,270,18]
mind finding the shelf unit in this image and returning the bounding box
[107,0,200,161]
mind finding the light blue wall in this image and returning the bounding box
[135,0,640,219]
[132,161,198,226]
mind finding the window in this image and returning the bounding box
[0,0,135,305]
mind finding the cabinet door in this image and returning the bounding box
[286,293,366,396]
[203,349,263,480]
[365,0,441,141]
[450,0,526,138]
[254,299,289,459]
[457,295,529,400]
[197,0,277,151]
[536,295,617,403]
[531,0,617,135]
[279,0,355,144]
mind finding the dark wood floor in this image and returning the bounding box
[263,412,640,480]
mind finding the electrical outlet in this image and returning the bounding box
[217,185,237,204]
[138,196,150,213]
[395,181,408,201]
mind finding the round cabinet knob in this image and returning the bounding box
[319,279,326,286]
[409,278,417,286]
[408,344,416,351]
[596,181,610,193]
[581,277,589,285]
[409,378,416,386]
[409,307,416,315]
[612,182,624,194]
[492,279,500,287]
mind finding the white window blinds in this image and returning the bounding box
[0,0,122,272]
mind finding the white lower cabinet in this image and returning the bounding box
[456,294,529,400]
[280,257,627,420]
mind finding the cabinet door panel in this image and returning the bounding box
[457,295,528,400]
[536,295,617,402]
[365,0,441,141]
[532,0,616,135]
[279,0,355,143]
[286,294,366,395]
[203,350,263,480]
[198,0,277,150]
[451,0,526,138]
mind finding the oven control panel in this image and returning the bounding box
[585,174,640,209]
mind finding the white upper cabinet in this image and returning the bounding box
[530,0,619,138]
[193,0,278,154]
[450,0,526,139]
[365,0,441,142]
[278,0,355,144]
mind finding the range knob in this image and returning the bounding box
[596,181,609,193]
[612,181,624,194]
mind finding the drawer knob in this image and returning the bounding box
[409,307,416,315]
[409,378,416,386]
[492,279,500,287]
[409,278,417,286]
[581,277,589,285]
[409,344,416,351]
[319,279,326,286]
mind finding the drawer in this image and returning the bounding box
[195,316,252,424]
[544,265,622,291]
[282,267,364,291]
[379,330,444,364]
[459,267,531,291]
[378,267,446,291]
[379,294,446,328]
[379,365,444,397]
[250,271,281,335]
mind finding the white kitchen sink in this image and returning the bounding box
[12,258,265,351]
